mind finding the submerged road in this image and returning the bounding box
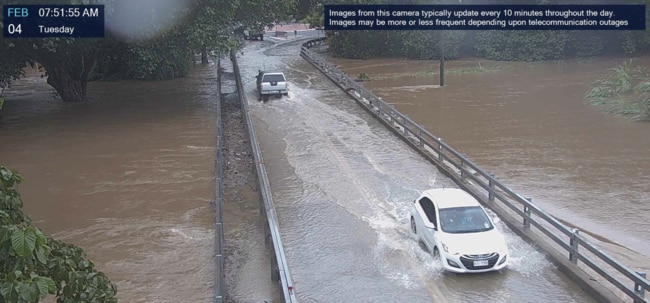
[231,32,597,302]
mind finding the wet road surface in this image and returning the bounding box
[233,32,597,302]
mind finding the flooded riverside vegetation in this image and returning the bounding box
[585,59,650,121]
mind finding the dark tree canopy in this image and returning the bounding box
[0,0,296,102]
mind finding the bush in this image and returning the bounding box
[0,166,118,303]
[585,60,650,121]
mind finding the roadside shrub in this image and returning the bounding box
[0,166,118,302]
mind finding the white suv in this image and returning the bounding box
[256,71,288,102]
[410,188,509,273]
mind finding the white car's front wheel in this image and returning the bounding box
[410,217,417,234]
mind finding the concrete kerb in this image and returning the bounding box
[300,39,627,303]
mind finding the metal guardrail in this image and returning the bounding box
[215,58,225,303]
[230,50,298,303]
[301,38,649,303]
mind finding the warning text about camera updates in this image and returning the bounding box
[324,5,646,30]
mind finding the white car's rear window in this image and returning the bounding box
[263,74,285,82]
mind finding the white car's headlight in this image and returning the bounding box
[441,242,460,255]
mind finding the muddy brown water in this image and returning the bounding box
[0,67,218,302]
[330,56,650,270]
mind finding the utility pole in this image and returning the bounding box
[439,0,461,87]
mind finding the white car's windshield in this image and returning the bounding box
[439,206,493,234]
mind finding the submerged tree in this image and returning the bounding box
[0,166,118,302]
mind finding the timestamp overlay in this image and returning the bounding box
[3,5,104,38]
[324,4,646,30]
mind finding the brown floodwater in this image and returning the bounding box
[331,55,650,269]
[0,66,217,302]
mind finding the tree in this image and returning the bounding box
[0,0,110,102]
[186,0,239,64]
[0,166,118,302]
[235,0,296,32]
[1,0,300,103]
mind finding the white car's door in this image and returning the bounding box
[414,198,436,251]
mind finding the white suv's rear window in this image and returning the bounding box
[263,74,285,82]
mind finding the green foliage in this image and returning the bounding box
[585,60,650,121]
[328,30,385,59]
[296,0,321,20]
[235,0,296,32]
[0,166,118,303]
[186,0,239,55]
[398,31,439,60]
[565,32,607,57]
[92,0,295,81]
[126,31,194,80]
[378,30,463,60]
[3,0,297,98]
[302,9,324,28]
[0,44,27,92]
[620,0,650,54]
[475,31,568,61]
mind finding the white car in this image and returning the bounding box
[256,71,288,102]
[410,188,509,273]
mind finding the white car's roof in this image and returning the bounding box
[422,188,480,209]
[263,72,285,76]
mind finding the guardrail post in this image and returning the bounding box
[634,271,646,303]
[438,138,444,161]
[460,156,466,179]
[569,228,579,264]
[488,173,495,202]
[524,197,532,229]
[271,248,279,281]
[264,212,270,245]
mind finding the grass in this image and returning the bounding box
[415,63,493,77]
[357,72,370,81]
[585,59,650,122]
